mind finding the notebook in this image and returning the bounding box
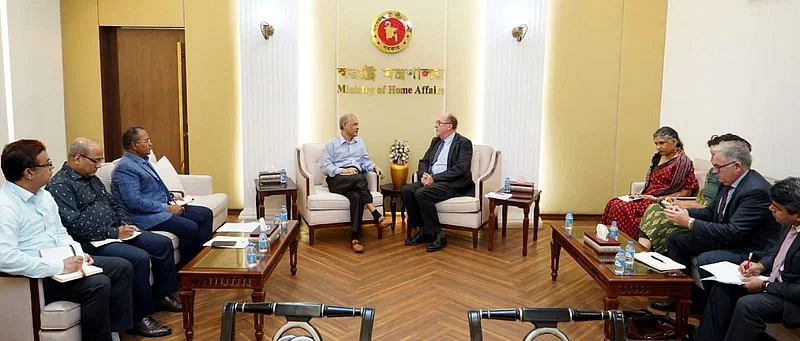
[40,243,103,283]
[700,261,769,285]
[90,231,142,248]
[634,252,686,271]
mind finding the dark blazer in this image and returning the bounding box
[688,170,781,260]
[760,225,800,328]
[416,132,474,196]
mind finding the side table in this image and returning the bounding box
[487,189,542,256]
[379,183,406,232]
[254,177,298,220]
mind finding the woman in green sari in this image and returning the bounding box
[638,134,751,253]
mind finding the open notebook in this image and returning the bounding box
[40,243,103,283]
[634,252,686,271]
[700,261,769,285]
[90,231,142,248]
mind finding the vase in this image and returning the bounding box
[390,163,408,189]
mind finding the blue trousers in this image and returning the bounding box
[150,205,213,267]
[83,231,178,320]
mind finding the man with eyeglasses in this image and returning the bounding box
[0,139,134,341]
[47,137,178,337]
[651,140,782,312]
[403,112,474,252]
[111,127,213,268]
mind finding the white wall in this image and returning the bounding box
[660,0,800,178]
[0,0,9,185]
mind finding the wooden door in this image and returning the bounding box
[100,28,188,173]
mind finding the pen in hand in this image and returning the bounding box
[744,252,753,271]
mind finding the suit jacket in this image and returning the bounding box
[688,170,781,260]
[416,132,475,196]
[110,152,173,229]
[760,225,800,328]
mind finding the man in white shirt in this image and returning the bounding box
[0,139,134,341]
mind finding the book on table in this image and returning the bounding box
[40,243,103,283]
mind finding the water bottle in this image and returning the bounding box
[565,210,574,234]
[624,241,636,275]
[258,229,269,254]
[280,168,287,184]
[609,221,619,241]
[274,214,283,233]
[246,243,258,267]
[613,249,625,275]
[504,177,511,193]
[280,205,289,229]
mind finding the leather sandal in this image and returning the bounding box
[351,239,364,253]
[377,217,392,228]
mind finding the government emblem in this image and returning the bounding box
[371,11,413,54]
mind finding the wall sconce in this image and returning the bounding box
[260,22,275,40]
[511,24,528,42]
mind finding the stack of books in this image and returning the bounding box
[258,170,282,186]
[583,232,620,263]
[509,181,535,193]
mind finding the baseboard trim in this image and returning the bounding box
[540,214,601,221]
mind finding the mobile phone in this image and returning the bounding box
[211,241,237,247]
[657,198,666,208]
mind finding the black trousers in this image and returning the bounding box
[695,284,783,341]
[150,205,214,268]
[402,182,455,235]
[667,230,748,276]
[327,172,373,233]
[43,256,134,341]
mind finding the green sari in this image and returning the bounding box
[638,170,719,253]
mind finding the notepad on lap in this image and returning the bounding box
[634,252,686,271]
[700,261,769,285]
[90,231,142,247]
[174,195,195,206]
[40,243,103,283]
[617,195,643,203]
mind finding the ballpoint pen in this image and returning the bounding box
[651,254,668,263]
[745,252,753,271]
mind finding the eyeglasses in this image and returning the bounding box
[435,120,452,127]
[80,154,104,164]
[711,161,737,171]
[31,160,53,169]
[134,138,151,145]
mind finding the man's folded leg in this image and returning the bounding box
[150,214,205,268]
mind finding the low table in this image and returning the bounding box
[178,220,300,341]
[254,178,298,220]
[486,189,541,256]
[549,225,694,340]
[379,183,406,231]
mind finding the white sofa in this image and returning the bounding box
[295,144,385,245]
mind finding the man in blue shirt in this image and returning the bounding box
[321,114,391,253]
[111,127,213,266]
[0,139,133,341]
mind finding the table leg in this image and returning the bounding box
[390,194,397,231]
[180,287,196,341]
[603,296,620,341]
[290,193,298,220]
[550,239,561,281]
[290,232,299,276]
[252,289,265,341]
[533,197,540,242]
[488,200,496,251]
[501,205,508,237]
[522,206,530,256]
[675,298,691,341]
[256,192,264,220]
[401,200,405,221]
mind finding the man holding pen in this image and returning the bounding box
[694,177,800,341]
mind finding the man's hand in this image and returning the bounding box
[118,225,140,239]
[742,276,764,293]
[374,166,385,180]
[84,254,94,266]
[62,256,84,274]
[640,195,658,202]
[739,261,765,277]
[421,173,434,186]
[167,204,185,215]
[663,205,691,227]
[341,168,358,176]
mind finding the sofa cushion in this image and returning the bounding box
[151,230,180,250]
[307,186,383,210]
[40,325,82,341]
[190,193,228,217]
[155,156,185,192]
[40,301,81,330]
[435,196,479,213]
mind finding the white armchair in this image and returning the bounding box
[408,145,502,249]
[0,274,81,341]
[295,144,385,245]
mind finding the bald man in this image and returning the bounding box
[46,138,177,337]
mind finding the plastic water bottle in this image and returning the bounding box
[258,229,269,254]
[280,168,287,184]
[609,221,619,241]
[246,243,258,267]
[504,177,511,193]
[280,205,289,229]
[565,210,574,234]
[274,214,283,233]
[613,249,625,275]
[624,241,636,275]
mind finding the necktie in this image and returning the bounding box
[429,141,445,173]
[715,186,731,223]
[770,228,799,282]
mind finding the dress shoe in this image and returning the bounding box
[650,298,675,312]
[405,231,433,246]
[156,295,182,312]
[128,316,172,337]
[426,232,447,252]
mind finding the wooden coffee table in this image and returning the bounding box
[178,220,300,341]
[549,225,694,341]
[486,189,541,256]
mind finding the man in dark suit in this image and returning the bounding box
[694,177,800,341]
[403,113,474,252]
[653,140,781,310]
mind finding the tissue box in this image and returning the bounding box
[584,232,620,254]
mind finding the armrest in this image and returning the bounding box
[367,171,378,191]
[295,148,311,199]
[480,151,502,219]
[0,272,44,341]
[177,174,213,196]
[630,181,645,195]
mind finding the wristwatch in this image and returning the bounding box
[762,281,770,292]
[688,218,695,228]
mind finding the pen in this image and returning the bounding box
[69,244,77,257]
[745,252,753,271]
[651,254,668,263]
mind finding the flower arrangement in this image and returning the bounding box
[389,140,410,165]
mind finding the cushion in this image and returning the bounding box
[435,196,480,213]
[190,193,228,217]
[306,186,383,210]
[151,231,180,250]
[301,144,326,186]
[40,301,81,330]
[155,156,185,193]
[40,326,82,341]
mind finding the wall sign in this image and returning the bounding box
[371,11,413,54]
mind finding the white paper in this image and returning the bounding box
[90,231,142,248]
[596,224,610,241]
[216,222,260,233]
[485,192,512,200]
[700,261,769,285]
[634,252,686,271]
[174,195,195,206]
[40,243,103,282]
[203,236,250,249]
[617,195,643,203]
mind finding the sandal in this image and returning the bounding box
[377,217,392,228]
[351,239,364,253]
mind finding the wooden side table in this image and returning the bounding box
[379,183,406,232]
[254,178,298,220]
[486,189,542,256]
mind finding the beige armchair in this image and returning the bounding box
[408,145,502,249]
[0,274,81,341]
[295,144,386,245]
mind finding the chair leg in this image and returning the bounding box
[472,230,478,249]
[377,223,383,240]
[309,226,315,246]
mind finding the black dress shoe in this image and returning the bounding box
[650,298,676,312]
[156,295,183,312]
[405,231,433,246]
[128,316,172,337]
[426,232,447,252]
